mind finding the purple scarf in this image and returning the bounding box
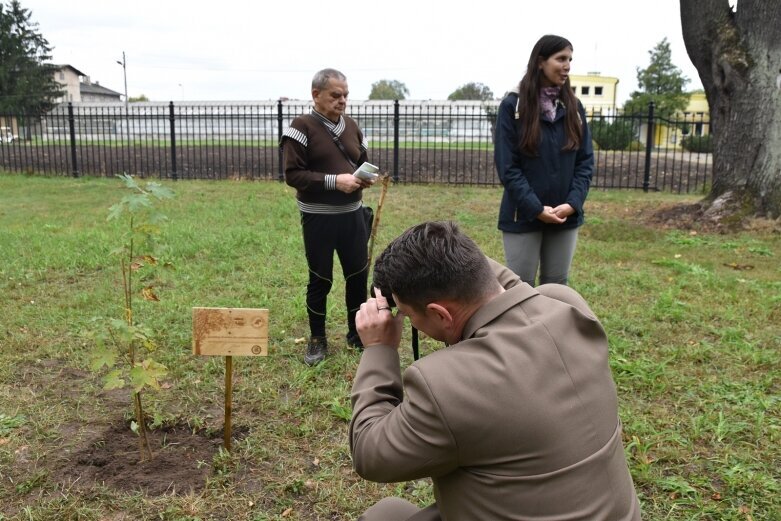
[540,86,560,121]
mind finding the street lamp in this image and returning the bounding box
[178,83,184,101]
[116,52,129,143]
[116,51,128,111]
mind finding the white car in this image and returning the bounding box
[1,127,17,143]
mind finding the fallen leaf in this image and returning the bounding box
[723,262,754,271]
[141,286,160,301]
[282,508,293,517]
[312,457,320,466]
[294,337,306,344]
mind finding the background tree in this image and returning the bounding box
[368,79,409,100]
[129,94,149,102]
[447,82,494,101]
[680,0,781,219]
[623,38,690,119]
[0,0,62,115]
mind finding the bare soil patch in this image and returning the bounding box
[20,360,223,497]
[644,197,781,234]
[51,421,219,496]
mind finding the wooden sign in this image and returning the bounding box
[192,307,269,356]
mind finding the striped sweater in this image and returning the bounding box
[281,110,369,213]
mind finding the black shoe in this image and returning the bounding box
[346,331,363,350]
[304,336,328,366]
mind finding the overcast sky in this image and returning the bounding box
[23,0,703,104]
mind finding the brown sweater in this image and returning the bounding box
[281,112,368,208]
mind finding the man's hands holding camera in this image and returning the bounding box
[356,288,405,350]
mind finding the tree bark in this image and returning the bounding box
[680,0,781,218]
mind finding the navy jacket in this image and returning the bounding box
[494,92,594,233]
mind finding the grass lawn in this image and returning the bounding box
[0,173,779,520]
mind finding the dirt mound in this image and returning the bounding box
[52,421,221,496]
[646,194,781,233]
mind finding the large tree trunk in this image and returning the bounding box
[680,0,781,219]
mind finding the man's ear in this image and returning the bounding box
[426,302,454,328]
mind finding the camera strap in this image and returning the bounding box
[309,114,357,170]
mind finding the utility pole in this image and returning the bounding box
[116,51,128,111]
[116,51,129,144]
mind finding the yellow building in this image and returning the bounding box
[569,73,620,114]
[650,90,710,149]
[680,90,709,136]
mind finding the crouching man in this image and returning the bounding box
[350,221,640,520]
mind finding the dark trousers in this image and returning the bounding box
[301,209,369,338]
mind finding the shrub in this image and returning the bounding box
[681,134,712,153]
[590,118,636,151]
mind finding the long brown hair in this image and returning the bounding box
[517,35,582,156]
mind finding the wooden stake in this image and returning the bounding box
[368,175,391,267]
[191,307,268,452]
[224,355,233,451]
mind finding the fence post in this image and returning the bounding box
[643,101,655,192]
[67,103,79,177]
[277,99,284,181]
[169,102,178,181]
[392,99,400,181]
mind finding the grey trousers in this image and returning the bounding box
[502,227,579,286]
[359,497,440,521]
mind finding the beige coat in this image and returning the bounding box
[350,268,640,520]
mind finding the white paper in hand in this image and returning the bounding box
[353,162,379,181]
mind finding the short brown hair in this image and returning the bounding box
[373,221,496,311]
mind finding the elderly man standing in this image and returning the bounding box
[350,221,641,520]
[281,68,374,366]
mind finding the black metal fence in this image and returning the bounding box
[0,100,711,193]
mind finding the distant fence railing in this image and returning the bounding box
[0,100,711,193]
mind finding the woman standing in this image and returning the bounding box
[494,34,593,286]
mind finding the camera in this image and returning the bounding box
[370,250,396,308]
[371,257,420,360]
[369,284,396,308]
